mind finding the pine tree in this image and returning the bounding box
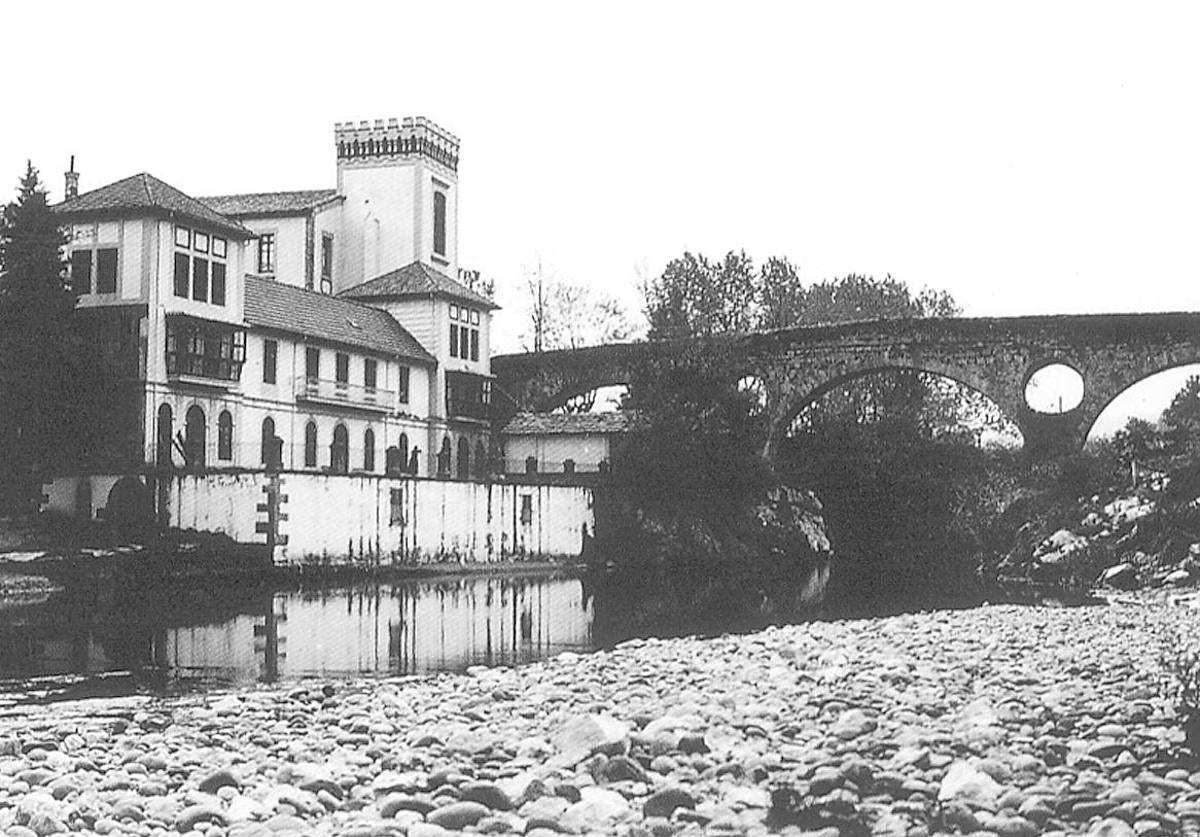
[0,162,72,507]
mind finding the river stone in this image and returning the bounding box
[460,781,513,810]
[427,800,489,829]
[938,761,1002,805]
[1089,818,1137,837]
[176,803,226,832]
[643,786,698,818]
[199,768,240,794]
[379,794,435,817]
[551,714,630,763]
[560,787,629,830]
[408,825,453,837]
[832,709,876,740]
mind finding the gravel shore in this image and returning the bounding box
[2,592,1199,837]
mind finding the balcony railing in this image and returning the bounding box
[295,376,394,412]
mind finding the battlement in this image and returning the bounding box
[334,117,460,173]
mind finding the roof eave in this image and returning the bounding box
[53,205,255,240]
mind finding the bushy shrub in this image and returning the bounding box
[1163,633,1200,752]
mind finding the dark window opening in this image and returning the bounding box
[364,428,375,471]
[71,250,92,295]
[389,488,404,526]
[475,440,487,478]
[261,417,276,466]
[211,262,226,306]
[470,328,479,362]
[563,458,576,474]
[525,456,538,474]
[364,358,377,391]
[321,233,334,293]
[437,437,451,477]
[165,318,246,381]
[263,339,277,384]
[217,410,233,461]
[173,252,190,297]
[398,366,410,404]
[304,421,318,468]
[96,248,118,294]
[305,347,320,380]
[156,404,173,468]
[258,233,276,274]
[330,424,349,474]
[192,257,209,302]
[449,324,459,358]
[433,191,447,256]
[520,493,533,525]
[398,433,409,473]
[456,437,470,480]
[335,352,350,384]
[185,405,206,470]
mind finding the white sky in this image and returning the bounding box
[4,1,1200,431]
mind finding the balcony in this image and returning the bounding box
[445,370,492,421]
[294,376,394,413]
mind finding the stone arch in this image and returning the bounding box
[106,476,152,536]
[184,405,206,470]
[330,423,349,474]
[156,403,174,468]
[1082,360,1200,441]
[765,362,1022,461]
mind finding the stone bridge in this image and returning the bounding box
[492,312,1200,457]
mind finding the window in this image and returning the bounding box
[174,226,226,306]
[70,248,118,295]
[449,305,480,361]
[433,191,447,256]
[398,433,409,473]
[258,233,276,274]
[211,262,226,306]
[456,438,470,480]
[475,441,487,478]
[305,347,320,380]
[96,248,118,294]
[520,493,533,524]
[364,428,375,472]
[525,456,538,474]
[449,324,459,358]
[156,404,173,467]
[217,410,233,461]
[438,437,451,477]
[185,405,206,470]
[335,352,350,385]
[397,366,410,404]
[364,358,377,391]
[304,421,318,468]
[320,233,334,294]
[261,417,276,465]
[192,257,209,302]
[263,340,277,384]
[563,459,576,474]
[70,250,92,295]
[330,424,349,474]
[470,329,479,362]
[174,253,190,297]
[165,318,246,381]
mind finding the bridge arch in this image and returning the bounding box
[764,361,1023,460]
[1083,361,1200,441]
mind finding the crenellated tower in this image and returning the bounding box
[334,117,460,290]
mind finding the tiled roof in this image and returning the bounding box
[244,277,434,363]
[503,411,635,436]
[338,260,499,309]
[199,189,341,217]
[52,173,253,238]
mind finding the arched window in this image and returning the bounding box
[217,410,233,461]
[304,421,318,468]
[185,405,206,470]
[456,437,470,479]
[437,436,451,477]
[475,440,487,478]
[261,417,276,466]
[398,433,409,473]
[363,428,375,472]
[156,404,173,468]
[331,424,349,474]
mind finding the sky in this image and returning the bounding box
[4,1,1199,431]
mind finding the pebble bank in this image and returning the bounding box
[2,592,1200,837]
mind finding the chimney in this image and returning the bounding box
[64,156,79,200]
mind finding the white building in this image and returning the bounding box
[52,117,497,481]
[502,412,633,475]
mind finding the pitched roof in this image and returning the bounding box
[338,260,499,309]
[52,173,253,238]
[199,189,342,217]
[243,277,434,364]
[503,411,635,436]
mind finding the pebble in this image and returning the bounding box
[0,592,1198,836]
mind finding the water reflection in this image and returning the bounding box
[0,572,593,693]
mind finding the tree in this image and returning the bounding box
[521,261,635,353]
[0,163,73,506]
[642,250,757,339]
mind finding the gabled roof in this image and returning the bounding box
[243,277,434,364]
[52,173,254,239]
[199,189,342,217]
[503,411,635,436]
[338,260,499,309]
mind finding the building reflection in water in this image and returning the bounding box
[164,575,593,683]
